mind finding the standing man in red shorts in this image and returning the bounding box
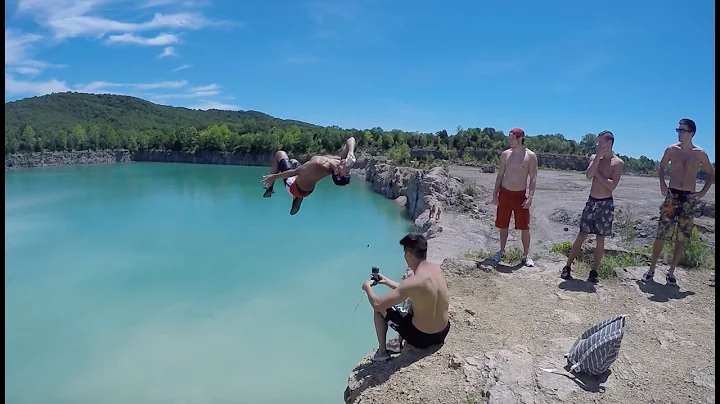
[490,128,539,266]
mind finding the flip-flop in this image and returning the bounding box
[263,187,274,198]
[386,345,402,355]
[371,351,391,362]
[290,197,303,215]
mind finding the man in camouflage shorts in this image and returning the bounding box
[642,119,714,286]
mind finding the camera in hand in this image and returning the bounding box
[371,266,381,285]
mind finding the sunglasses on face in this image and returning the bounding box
[676,128,690,133]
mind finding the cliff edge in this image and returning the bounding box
[345,158,716,404]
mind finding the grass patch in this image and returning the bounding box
[549,226,715,280]
[466,248,526,264]
[661,227,715,270]
[550,241,650,279]
[550,241,572,256]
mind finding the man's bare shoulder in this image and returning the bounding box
[500,148,512,156]
[692,145,706,154]
[525,148,537,157]
[611,155,625,165]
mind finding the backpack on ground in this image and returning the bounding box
[540,314,628,380]
[565,314,628,376]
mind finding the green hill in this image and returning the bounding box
[4,92,319,134]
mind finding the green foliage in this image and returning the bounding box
[662,227,715,269]
[388,143,411,164]
[463,186,478,197]
[471,248,525,264]
[550,241,572,256]
[550,241,649,279]
[5,92,712,177]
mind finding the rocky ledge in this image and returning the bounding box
[352,156,476,240]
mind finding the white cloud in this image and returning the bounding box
[189,84,219,92]
[186,100,239,111]
[5,29,42,66]
[5,29,65,75]
[141,0,210,9]
[106,33,179,46]
[135,80,187,90]
[149,84,221,101]
[15,0,213,41]
[6,1,238,109]
[171,64,191,73]
[9,66,43,75]
[157,46,177,58]
[70,80,188,94]
[74,81,126,93]
[5,74,70,96]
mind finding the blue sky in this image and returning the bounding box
[4,0,715,160]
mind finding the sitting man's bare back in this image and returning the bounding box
[362,233,451,362]
[261,137,357,215]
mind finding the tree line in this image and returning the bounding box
[3,92,713,177]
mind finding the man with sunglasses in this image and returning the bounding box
[642,119,715,286]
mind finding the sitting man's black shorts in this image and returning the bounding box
[385,305,450,349]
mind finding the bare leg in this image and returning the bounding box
[499,228,509,252]
[566,232,589,266]
[668,239,686,277]
[373,311,389,355]
[521,229,531,255]
[593,236,605,271]
[339,137,356,159]
[264,150,288,197]
[648,237,665,273]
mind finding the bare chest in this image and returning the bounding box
[597,159,614,178]
[671,150,701,170]
[506,153,529,169]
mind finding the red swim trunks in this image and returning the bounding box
[495,187,530,230]
[285,177,313,198]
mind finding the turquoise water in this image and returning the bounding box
[5,163,412,404]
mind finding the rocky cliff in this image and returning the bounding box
[4,150,133,168]
[4,150,273,169]
[353,156,467,232]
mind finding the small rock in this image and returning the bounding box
[449,354,464,369]
[464,308,476,316]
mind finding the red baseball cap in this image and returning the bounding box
[509,128,525,138]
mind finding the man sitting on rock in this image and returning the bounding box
[261,136,357,215]
[561,130,624,283]
[361,233,451,362]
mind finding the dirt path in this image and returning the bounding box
[346,167,715,404]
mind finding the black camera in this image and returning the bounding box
[371,266,381,285]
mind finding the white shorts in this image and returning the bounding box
[284,176,297,195]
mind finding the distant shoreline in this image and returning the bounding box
[4,150,713,184]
